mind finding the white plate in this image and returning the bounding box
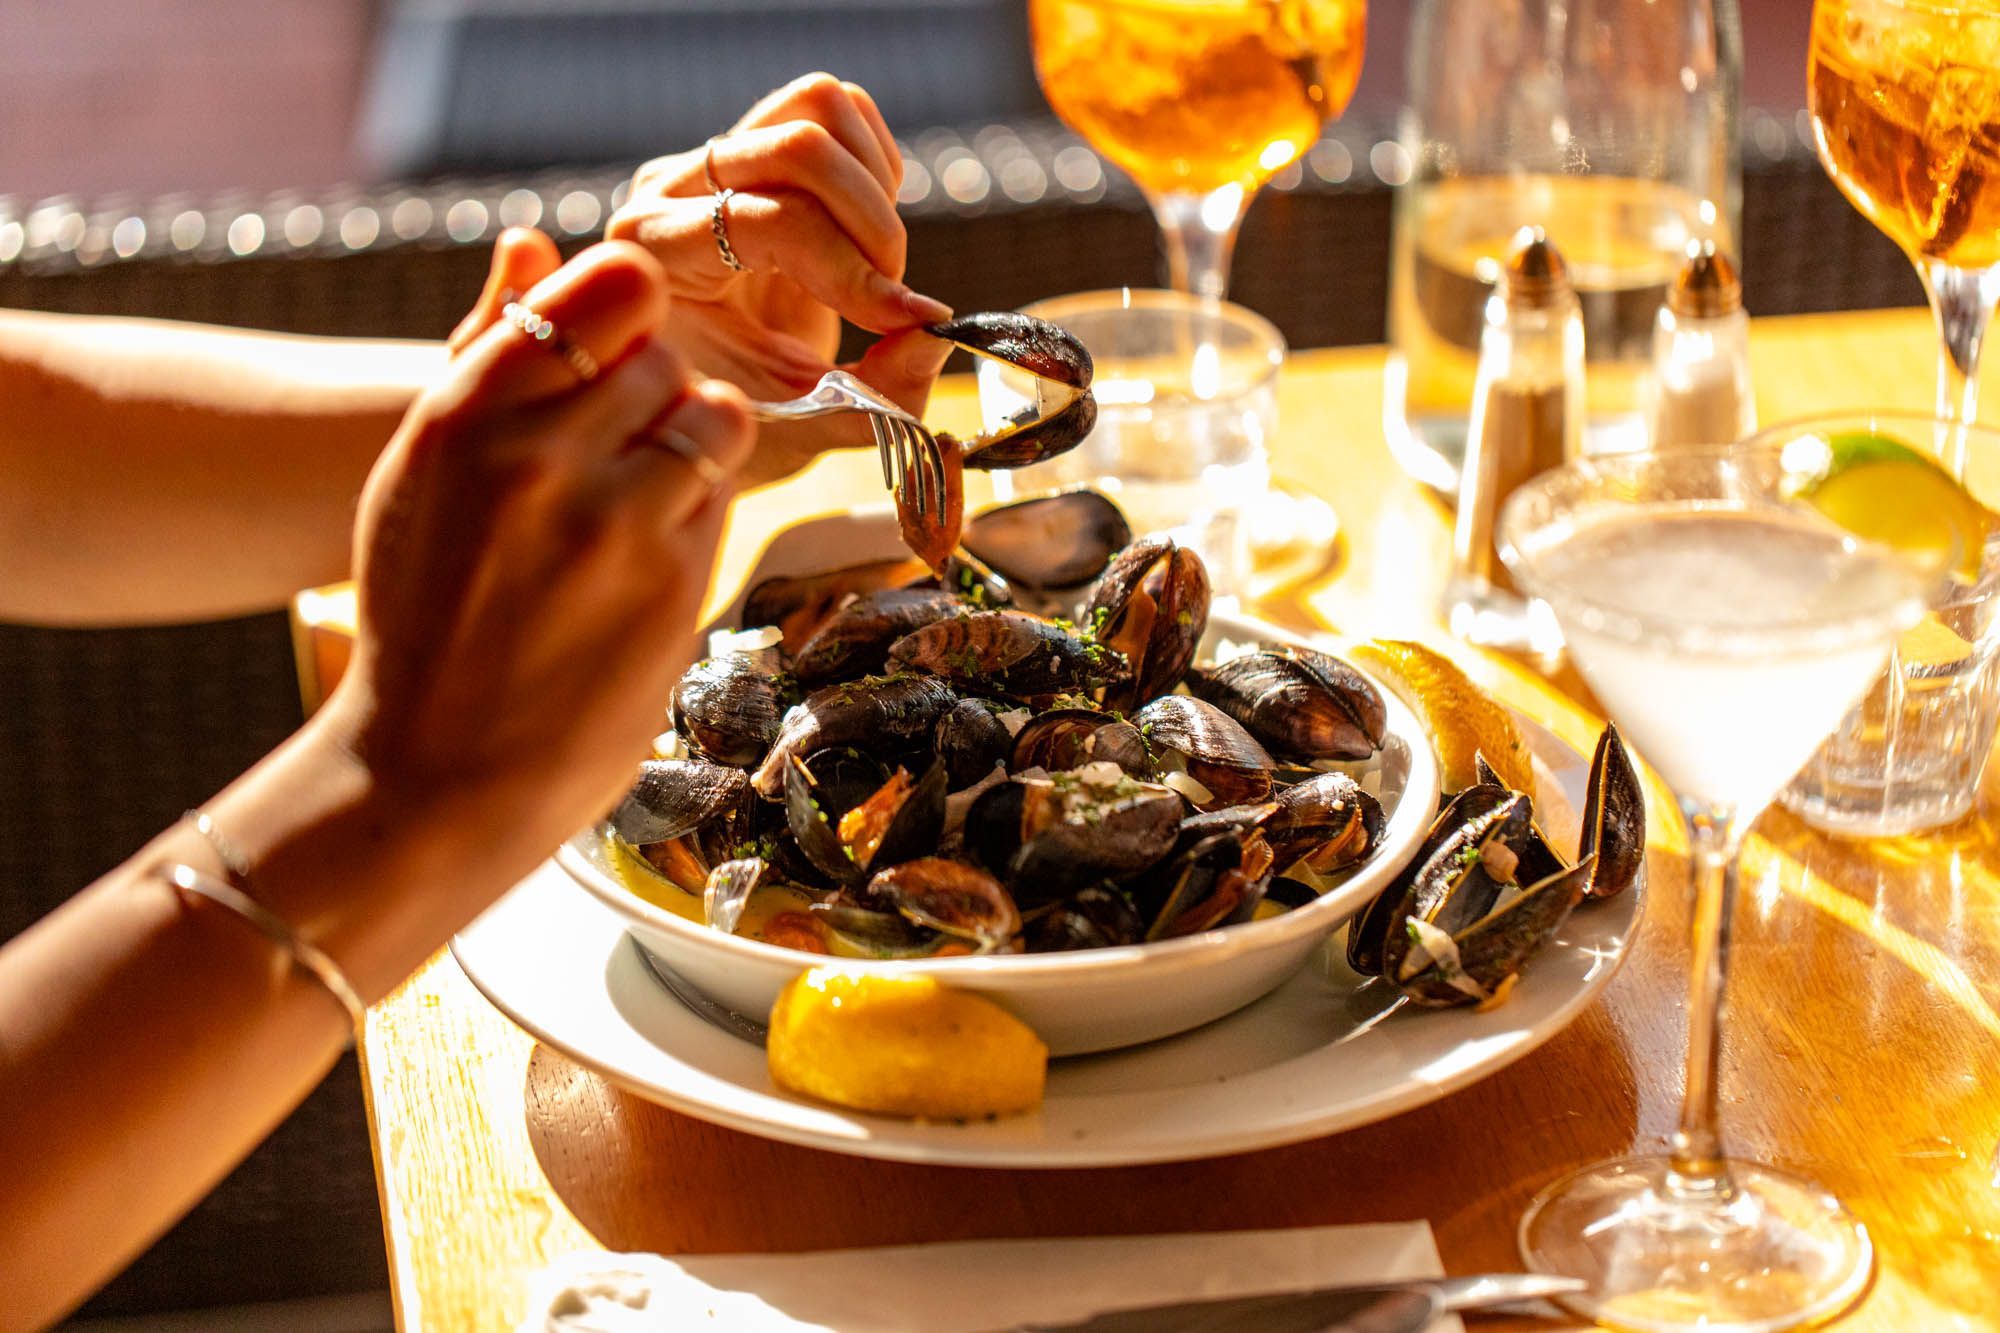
[453,714,1642,1169]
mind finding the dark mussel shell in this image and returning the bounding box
[1345,783,1515,977]
[1131,694,1275,808]
[1025,884,1146,951]
[1082,537,1211,709]
[897,431,966,577]
[703,857,766,936]
[1265,772,1386,876]
[934,697,1014,790]
[1188,648,1387,762]
[962,491,1133,595]
[741,557,928,652]
[1135,829,1269,941]
[672,655,794,767]
[1396,857,1593,1007]
[1265,877,1319,910]
[784,748,946,886]
[1577,723,1645,901]
[868,857,1021,951]
[791,587,963,685]
[752,673,957,799]
[887,610,1125,697]
[1010,707,1148,777]
[611,758,751,846]
[928,313,1097,472]
[963,773,1182,905]
[808,895,947,959]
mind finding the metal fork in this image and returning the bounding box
[746,369,947,516]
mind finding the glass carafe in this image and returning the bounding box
[1386,0,1742,497]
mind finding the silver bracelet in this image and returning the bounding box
[170,812,367,1028]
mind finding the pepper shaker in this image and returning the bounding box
[1644,240,1755,449]
[1444,227,1584,652]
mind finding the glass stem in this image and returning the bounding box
[1917,259,2000,473]
[1668,801,1743,1201]
[1150,184,1249,301]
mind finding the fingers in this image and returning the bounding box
[846,328,955,421]
[709,121,905,278]
[616,379,756,532]
[611,191,947,335]
[451,241,670,414]
[549,337,698,466]
[448,228,562,356]
[840,82,903,194]
[731,72,899,197]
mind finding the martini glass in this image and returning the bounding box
[1498,445,1935,1332]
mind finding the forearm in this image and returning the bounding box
[0,703,539,1325]
[0,309,445,626]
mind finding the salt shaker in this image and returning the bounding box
[1644,240,1755,448]
[1444,227,1584,651]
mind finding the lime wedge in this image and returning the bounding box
[1785,430,1990,583]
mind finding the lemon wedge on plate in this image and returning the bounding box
[767,969,1047,1119]
[1347,639,1535,797]
[1783,429,1991,584]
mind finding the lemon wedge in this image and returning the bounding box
[1784,429,1991,583]
[767,969,1047,1118]
[1347,639,1535,797]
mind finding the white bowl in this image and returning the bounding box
[557,513,1441,1056]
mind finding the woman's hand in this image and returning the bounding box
[332,240,752,859]
[450,76,954,491]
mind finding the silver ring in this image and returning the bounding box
[650,427,730,489]
[703,136,727,193]
[709,189,747,273]
[502,301,601,383]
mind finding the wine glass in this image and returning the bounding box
[1028,0,1367,301]
[1810,0,2000,453]
[1499,442,1938,1331]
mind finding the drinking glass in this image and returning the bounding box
[1780,413,2000,835]
[1388,0,1742,494]
[975,289,1285,595]
[1028,0,1366,301]
[1810,0,2000,442]
[1499,445,1935,1331]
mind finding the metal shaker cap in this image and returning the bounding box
[1668,239,1743,319]
[1499,227,1571,308]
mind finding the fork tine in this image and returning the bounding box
[910,422,936,518]
[870,416,902,504]
[924,427,948,516]
[899,422,926,517]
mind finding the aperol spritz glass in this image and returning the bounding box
[1811,0,2000,447]
[1029,0,1366,300]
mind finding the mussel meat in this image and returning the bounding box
[784,747,946,885]
[1082,536,1210,710]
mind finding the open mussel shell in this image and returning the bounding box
[741,557,929,652]
[1010,708,1150,777]
[752,673,957,800]
[1188,648,1386,762]
[928,313,1096,471]
[1265,772,1385,876]
[1134,829,1269,941]
[1025,884,1147,951]
[1578,723,1645,900]
[790,587,963,685]
[1083,537,1211,709]
[1395,857,1594,1007]
[887,609,1125,697]
[672,655,793,767]
[784,748,946,886]
[1344,783,1516,977]
[962,491,1133,595]
[808,897,948,959]
[611,758,751,846]
[964,773,1183,906]
[867,856,1021,951]
[1131,694,1274,808]
[702,857,765,936]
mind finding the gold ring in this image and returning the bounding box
[709,189,747,273]
[502,301,601,383]
[649,427,730,489]
[703,136,726,193]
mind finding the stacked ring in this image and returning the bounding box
[702,136,727,193]
[649,427,730,489]
[709,189,748,273]
[502,300,601,383]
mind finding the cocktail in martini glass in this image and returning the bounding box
[1499,442,1937,1331]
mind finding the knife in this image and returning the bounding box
[1003,1273,1588,1333]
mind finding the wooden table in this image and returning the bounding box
[352,308,2000,1330]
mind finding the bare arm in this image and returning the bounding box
[0,309,443,625]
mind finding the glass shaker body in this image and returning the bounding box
[1386,0,1743,495]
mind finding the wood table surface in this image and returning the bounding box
[354,307,2000,1331]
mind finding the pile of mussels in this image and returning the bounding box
[606,313,1644,1007]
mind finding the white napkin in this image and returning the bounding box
[523,1223,1464,1332]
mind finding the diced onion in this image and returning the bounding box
[708,624,783,658]
[1162,770,1215,805]
[1074,761,1126,788]
[996,707,1032,737]
[651,730,690,760]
